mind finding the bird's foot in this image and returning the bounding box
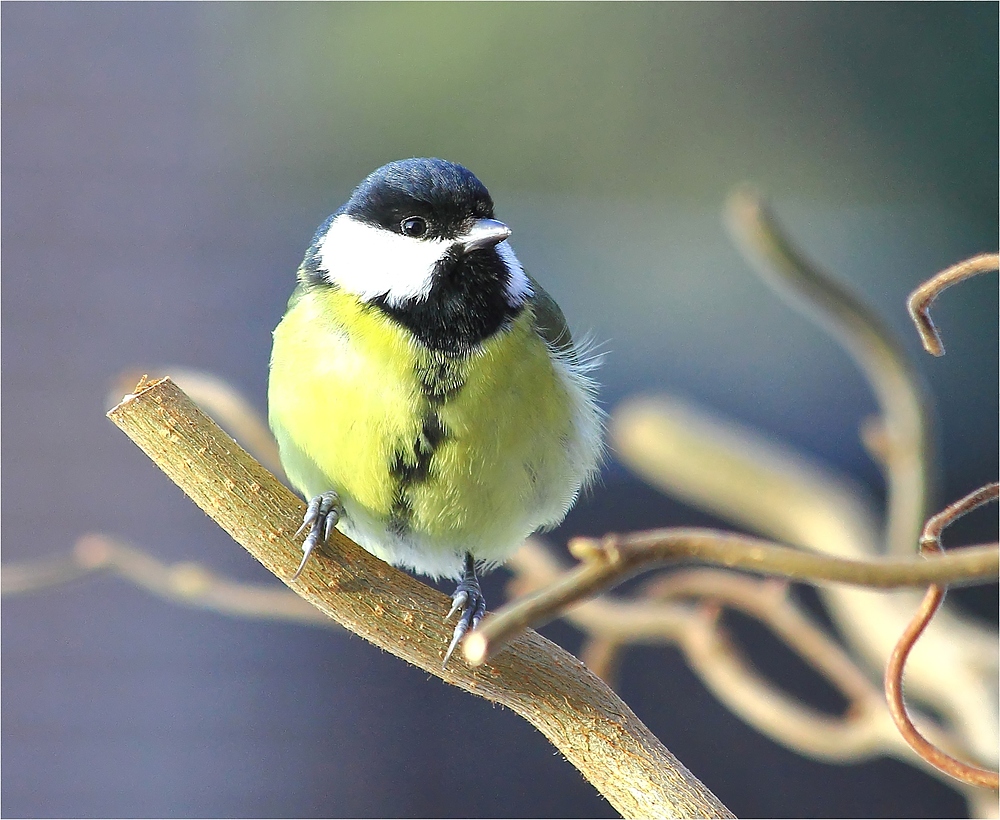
[290,491,342,581]
[443,554,486,668]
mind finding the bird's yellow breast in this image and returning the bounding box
[268,284,580,572]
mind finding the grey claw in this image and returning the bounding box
[293,494,324,539]
[446,590,469,621]
[289,541,314,582]
[442,554,487,668]
[290,491,341,581]
[442,620,469,668]
[322,506,340,542]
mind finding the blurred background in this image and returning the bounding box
[3,3,996,817]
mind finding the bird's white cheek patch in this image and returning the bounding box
[317,214,449,306]
[496,241,532,306]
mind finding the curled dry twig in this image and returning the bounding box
[885,483,1000,789]
[611,198,994,780]
[884,252,1000,792]
[907,253,999,357]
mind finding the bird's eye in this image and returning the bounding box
[400,216,428,237]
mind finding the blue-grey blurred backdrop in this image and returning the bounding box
[3,4,997,817]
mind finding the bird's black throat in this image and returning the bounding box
[371,249,523,356]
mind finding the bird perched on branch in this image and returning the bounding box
[268,158,603,664]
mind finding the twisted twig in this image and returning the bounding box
[884,483,1000,790]
[907,253,999,356]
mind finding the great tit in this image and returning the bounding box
[268,158,603,664]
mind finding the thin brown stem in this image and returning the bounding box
[921,483,999,550]
[885,483,1000,789]
[465,529,998,665]
[907,254,999,357]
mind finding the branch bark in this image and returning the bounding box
[106,376,733,820]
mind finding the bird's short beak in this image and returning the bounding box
[456,218,512,254]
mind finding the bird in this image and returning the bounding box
[268,158,603,665]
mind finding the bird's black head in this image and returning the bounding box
[342,158,496,241]
[304,159,532,356]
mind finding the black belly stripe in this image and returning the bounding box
[420,412,447,451]
[387,494,412,537]
[387,353,465,536]
[417,356,464,406]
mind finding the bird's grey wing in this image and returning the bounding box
[528,273,575,357]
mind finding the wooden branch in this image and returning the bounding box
[106,377,733,820]
[465,528,998,664]
[109,366,287,479]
